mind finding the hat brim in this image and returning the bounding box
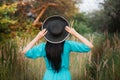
[42,15,70,43]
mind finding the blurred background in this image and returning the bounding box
[0,0,120,80]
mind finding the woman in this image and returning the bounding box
[22,16,93,80]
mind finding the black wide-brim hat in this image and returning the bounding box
[42,15,70,43]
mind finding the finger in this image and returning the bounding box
[65,26,71,32]
[65,26,69,29]
[66,26,71,30]
[41,29,46,33]
[43,30,48,36]
[65,28,71,33]
[65,26,69,30]
[65,27,69,31]
[42,28,46,32]
[65,26,68,27]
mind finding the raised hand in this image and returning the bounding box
[65,26,93,48]
[36,29,47,40]
[22,29,47,54]
[65,26,77,36]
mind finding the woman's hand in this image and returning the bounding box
[22,29,47,54]
[65,26,93,48]
[65,26,77,36]
[35,29,47,40]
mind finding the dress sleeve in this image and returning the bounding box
[24,43,46,59]
[67,40,91,53]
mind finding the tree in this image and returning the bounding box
[72,13,92,34]
[11,0,79,28]
[86,10,110,32]
[86,0,120,33]
[0,0,80,42]
[103,0,120,32]
[0,3,17,42]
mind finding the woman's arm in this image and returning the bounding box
[22,29,47,54]
[65,26,94,48]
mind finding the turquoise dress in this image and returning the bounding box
[25,40,90,80]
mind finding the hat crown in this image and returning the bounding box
[48,20,64,36]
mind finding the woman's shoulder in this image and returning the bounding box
[36,42,46,50]
[37,42,46,46]
[65,40,91,52]
[64,40,77,48]
[65,40,77,44]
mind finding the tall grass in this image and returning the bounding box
[0,33,120,80]
[0,37,45,80]
[88,33,120,80]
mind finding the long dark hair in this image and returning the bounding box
[45,41,64,72]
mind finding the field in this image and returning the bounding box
[0,33,120,80]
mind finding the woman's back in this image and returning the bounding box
[25,40,90,80]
